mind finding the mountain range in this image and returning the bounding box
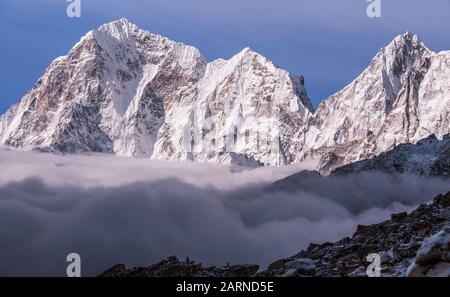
[1,19,449,173]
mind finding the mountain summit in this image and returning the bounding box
[292,32,450,172]
[1,22,449,170]
[0,19,313,166]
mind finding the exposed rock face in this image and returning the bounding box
[332,133,450,177]
[0,19,312,166]
[294,33,450,173]
[99,256,259,277]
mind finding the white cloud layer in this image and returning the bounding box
[0,148,448,276]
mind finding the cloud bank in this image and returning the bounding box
[0,149,448,276]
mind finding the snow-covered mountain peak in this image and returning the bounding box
[233,47,258,59]
[401,32,427,48]
[393,32,421,45]
[150,40,314,166]
[293,34,449,173]
[96,18,139,42]
[375,32,425,55]
[0,20,315,166]
[372,32,431,68]
[225,46,311,107]
[231,47,282,71]
[227,47,267,68]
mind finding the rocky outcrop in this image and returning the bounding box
[99,191,450,277]
[99,256,259,277]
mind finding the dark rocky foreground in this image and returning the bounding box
[99,259,259,278]
[99,192,450,277]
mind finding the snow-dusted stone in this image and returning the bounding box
[281,269,300,277]
[426,262,450,277]
[285,258,316,275]
[347,266,368,277]
[407,228,450,277]
[415,228,450,265]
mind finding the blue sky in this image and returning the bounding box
[0,0,449,114]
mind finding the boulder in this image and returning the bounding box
[268,259,286,271]
[285,258,316,276]
[407,228,450,277]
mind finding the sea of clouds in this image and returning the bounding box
[0,147,449,276]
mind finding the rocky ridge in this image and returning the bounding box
[99,256,259,278]
[332,133,450,177]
